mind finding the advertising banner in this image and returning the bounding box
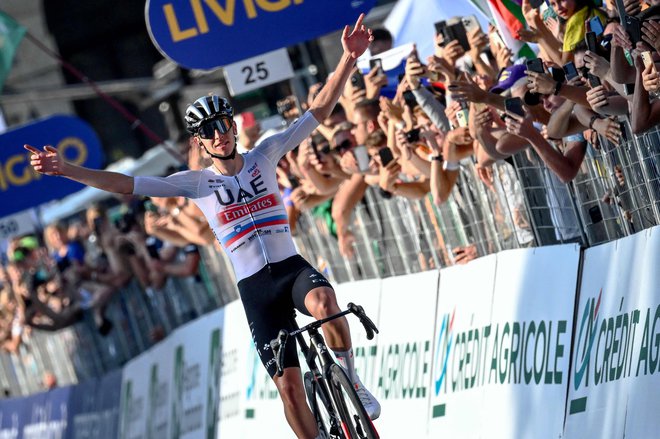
[145,0,375,69]
[20,386,72,439]
[428,254,497,438]
[481,245,579,439]
[564,226,660,439]
[373,270,439,438]
[0,115,103,217]
[69,369,122,439]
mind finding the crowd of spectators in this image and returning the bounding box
[0,189,215,353]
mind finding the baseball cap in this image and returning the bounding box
[490,64,527,94]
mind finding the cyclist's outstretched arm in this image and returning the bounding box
[25,144,134,194]
[309,13,373,122]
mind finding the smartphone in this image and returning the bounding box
[461,15,480,35]
[584,31,598,53]
[623,83,635,95]
[490,29,506,48]
[588,73,602,88]
[352,145,371,172]
[93,217,104,234]
[350,70,365,90]
[378,147,395,167]
[619,120,628,141]
[641,51,655,70]
[434,20,448,46]
[405,128,421,143]
[530,0,545,8]
[403,90,417,108]
[370,58,384,76]
[589,16,604,36]
[526,58,545,74]
[504,97,525,117]
[145,237,160,260]
[563,62,579,81]
[448,19,471,52]
[550,66,566,83]
[624,15,642,44]
[456,103,469,127]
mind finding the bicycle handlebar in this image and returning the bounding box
[270,303,379,377]
[347,302,379,340]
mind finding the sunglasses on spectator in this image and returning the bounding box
[332,139,354,155]
[10,247,30,263]
[197,118,233,139]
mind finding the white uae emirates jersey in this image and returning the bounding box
[133,112,319,281]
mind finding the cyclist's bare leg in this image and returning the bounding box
[272,367,319,439]
[304,286,351,350]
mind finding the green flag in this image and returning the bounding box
[0,11,26,92]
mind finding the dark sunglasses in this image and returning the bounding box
[333,139,353,155]
[197,118,233,139]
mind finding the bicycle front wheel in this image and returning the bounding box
[328,364,379,439]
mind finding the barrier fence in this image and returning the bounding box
[1,119,659,415]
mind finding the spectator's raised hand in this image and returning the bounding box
[545,16,561,39]
[449,72,488,103]
[611,23,633,50]
[468,27,489,60]
[593,116,622,146]
[446,127,473,148]
[420,127,444,155]
[378,160,401,192]
[642,20,660,54]
[521,0,539,28]
[584,50,610,78]
[365,67,388,99]
[517,28,539,44]
[622,0,641,16]
[444,100,462,127]
[339,150,361,175]
[290,187,310,210]
[525,70,556,95]
[504,111,537,139]
[473,106,494,132]
[586,85,610,112]
[394,128,413,160]
[24,145,64,176]
[405,57,425,89]
[442,40,466,67]
[642,62,660,93]
[494,44,514,70]
[341,13,373,59]
[426,55,456,83]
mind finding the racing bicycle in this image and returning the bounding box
[270,303,380,439]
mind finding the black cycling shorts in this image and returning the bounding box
[237,254,333,378]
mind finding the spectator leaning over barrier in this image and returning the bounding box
[25,14,381,439]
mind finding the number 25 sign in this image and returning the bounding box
[223,48,294,96]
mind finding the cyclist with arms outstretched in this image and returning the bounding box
[25,14,379,439]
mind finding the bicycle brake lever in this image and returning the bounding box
[348,302,379,340]
[270,329,289,377]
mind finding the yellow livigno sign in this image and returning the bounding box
[163,0,305,42]
[0,137,87,191]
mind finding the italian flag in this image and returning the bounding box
[485,0,535,60]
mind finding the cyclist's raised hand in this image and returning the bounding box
[342,13,373,60]
[24,144,64,176]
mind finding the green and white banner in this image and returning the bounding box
[374,271,439,437]
[429,245,580,439]
[565,227,660,439]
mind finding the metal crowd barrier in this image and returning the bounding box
[295,118,660,283]
[1,117,658,398]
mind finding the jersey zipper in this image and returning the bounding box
[234,175,271,268]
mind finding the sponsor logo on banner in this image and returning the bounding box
[147,364,169,437]
[568,288,660,415]
[145,0,376,69]
[206,328,222,438]
[431,311,569,418]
